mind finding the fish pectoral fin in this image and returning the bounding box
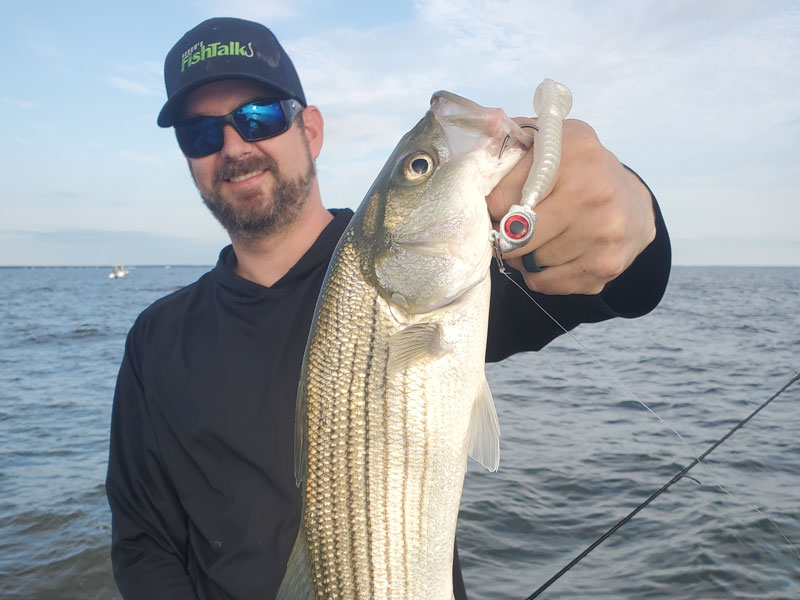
[387,322,446,374]
[467,377,501,472]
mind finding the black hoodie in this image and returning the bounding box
[107,200,670,599]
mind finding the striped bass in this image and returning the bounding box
[277,91,535,600]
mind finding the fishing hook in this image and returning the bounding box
[498,123,539,160]
[491,121,538,276]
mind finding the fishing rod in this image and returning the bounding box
[490,265,799,597]
[522,371,800,600]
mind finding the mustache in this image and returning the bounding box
[213,155,278,184]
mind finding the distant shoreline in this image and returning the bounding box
[1,264,798,269]
[0,264,214,269]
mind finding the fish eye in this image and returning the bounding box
[403,152,434,182]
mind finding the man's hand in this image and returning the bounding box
[487,118,656,295]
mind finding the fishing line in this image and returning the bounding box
[502,273,799,549]
[521,371,800,599]
[494,272,800,595]
[500,272,730,487]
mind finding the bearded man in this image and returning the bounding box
[106,17,670,600]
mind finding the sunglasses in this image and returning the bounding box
[175,98,304,158]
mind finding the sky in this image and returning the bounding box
[1,0,799,266]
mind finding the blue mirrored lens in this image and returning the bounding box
[176,117,223,157]
[233,102,286,140]
[175,100,291,158]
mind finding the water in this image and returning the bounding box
[1,266,798,599]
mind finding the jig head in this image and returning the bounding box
[495,79,572,254]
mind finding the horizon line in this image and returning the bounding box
[1,264,799,269]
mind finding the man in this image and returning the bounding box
[106,17,670,600]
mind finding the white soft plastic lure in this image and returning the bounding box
[494,78,573,254]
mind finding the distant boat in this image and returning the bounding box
[109,265,129,279]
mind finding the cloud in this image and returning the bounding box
[287,0,800,266]
[6,0,797,266]
[108,61,163,96]
[109,76,162,97]
[2,98,35,110]
[399,0,800,136]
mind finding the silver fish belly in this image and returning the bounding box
[278,90,534,600]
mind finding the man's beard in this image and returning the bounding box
[195,148,316,242]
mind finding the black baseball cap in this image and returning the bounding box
[157,17,306,127]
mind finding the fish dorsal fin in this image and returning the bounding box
[467,377,501,471]
[387,322,445,375]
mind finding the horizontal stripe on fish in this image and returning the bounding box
[278,90,536,600]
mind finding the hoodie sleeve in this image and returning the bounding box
[486,176,671,363]
[105,322,199,599]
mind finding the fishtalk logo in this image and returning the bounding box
[181,41,255,72]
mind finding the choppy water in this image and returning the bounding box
[1,266,798,599]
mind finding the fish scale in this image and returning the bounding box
[278,90,535,600]
[299,227,484,599]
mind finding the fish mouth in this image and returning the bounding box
[429,91,534,160]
